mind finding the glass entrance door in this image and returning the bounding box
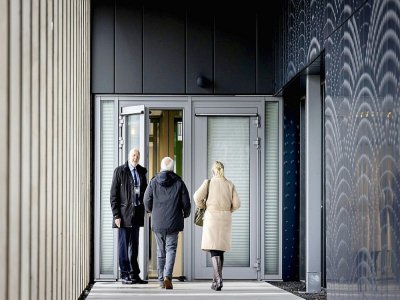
[119,105,149,279]
[120,105,185,281]
[147,110,184,280]
[193,107,259,279]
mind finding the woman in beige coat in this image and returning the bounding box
[193,161,240,291]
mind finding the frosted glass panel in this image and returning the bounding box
[264,102,279,275]
[206,117,250,267]
[125,114,141,158]
[100,101,115,274]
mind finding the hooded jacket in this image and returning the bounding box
[143,171,191,233]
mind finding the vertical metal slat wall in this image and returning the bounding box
[0,0,91,299]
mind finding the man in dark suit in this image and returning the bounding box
[110,148,148,284]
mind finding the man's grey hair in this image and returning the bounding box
[160,157,174,171]
[128,148,140,163]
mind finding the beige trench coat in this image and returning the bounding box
[193,176,240,251]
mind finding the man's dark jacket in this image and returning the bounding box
[143,171,191,233]
[110,161,148,228]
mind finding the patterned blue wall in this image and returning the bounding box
[280,0,400,298]
[324,0,366,39]
[283,99,300,281]
[276,0,325,91]
[325,0,400,297]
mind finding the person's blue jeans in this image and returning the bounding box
[154,231,179,284]
[118,226,140,279]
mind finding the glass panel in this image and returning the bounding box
[100,101,115,274]
[207,117,250,267]
[264,102,279,275]
[149,119,160,179]
[125,114,141,157]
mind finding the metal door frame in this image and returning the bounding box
[94,95,283,281]
[192,97,263,280]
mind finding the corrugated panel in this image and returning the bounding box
[2,0,91,298]
[264,102,279,274]
[100,101,115,273]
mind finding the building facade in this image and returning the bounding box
[0,0,398,299]
[92,1,400,298]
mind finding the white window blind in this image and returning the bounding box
[100,101,115,274]
[207,117,250,267]
[264,102,279,274]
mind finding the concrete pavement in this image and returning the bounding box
[87,280,303,300]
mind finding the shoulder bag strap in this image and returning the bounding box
[205,179,210,204]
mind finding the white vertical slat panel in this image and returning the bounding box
[46,0,54,298]
[61,0,67,297]
[8,2,22,298]
[64,0,70,297]
[100,101,116,273]
[73,0,78,294]
[0,0,9,298]
[70,0,74,296]
[2,0,91,299]
[80,0,85,287]
[52,0,61,299]
[82,21,87,290]
[75,0,79,290]
[72,0,76,295]
[59,0,66,298]
[78,0,83,288]
[77,0,81,291]
[207,117,250,267]
[85,0,90,286]
[84,0,91,288]
[71,0,76,298]
[21,0,33,298]
[31,0,40,298]
[39,0,48,298]
[57,0,64,297]
[264,102,280,275]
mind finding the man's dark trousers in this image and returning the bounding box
[118,226,140,278]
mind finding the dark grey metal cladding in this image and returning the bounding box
[186,8,214,94]
[214,9,256,94]
[91,3,274,95]
[91,0,115,93]
[143,5,185,94]
[115,0,142,93]
[256,10,274,94]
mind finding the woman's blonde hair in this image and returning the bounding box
[212,161,224,177]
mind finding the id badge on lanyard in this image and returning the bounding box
[134,186,140,196]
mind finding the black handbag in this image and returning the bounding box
[194,179,210,226]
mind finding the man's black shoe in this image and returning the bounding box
[132,276,148,284]
[120,276,133,284]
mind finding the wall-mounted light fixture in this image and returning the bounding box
[196,76,211,88]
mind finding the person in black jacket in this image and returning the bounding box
[110,148,148,284]
[143,157,191,289]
